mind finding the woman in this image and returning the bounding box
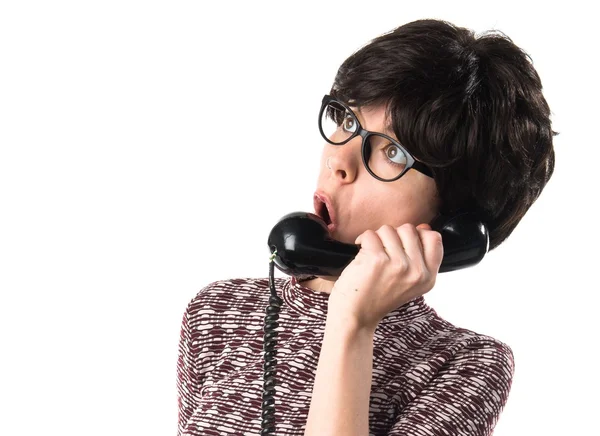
[177,18,555,436]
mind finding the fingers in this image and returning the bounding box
[355,229,387,258]
[416,226,444,273]
[355,225,411,265]
[399,224,444,280]
[396,224,425,265]
[356,223,443,274]
[355,227,406,264]
[376,226,408,263]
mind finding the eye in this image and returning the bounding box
[383,144,407,167]
[342,112,357,133]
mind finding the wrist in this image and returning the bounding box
[325,310,378,338]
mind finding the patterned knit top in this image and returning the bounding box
[176,275,514,436]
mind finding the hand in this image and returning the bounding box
[327,223,444,332]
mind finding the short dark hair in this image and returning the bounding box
[330,19,557,251]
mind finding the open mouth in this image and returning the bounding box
[318,200,331,225]
[314,195,336,231]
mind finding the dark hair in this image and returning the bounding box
[331,19,557,251]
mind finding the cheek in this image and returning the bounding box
[369,186,433,226]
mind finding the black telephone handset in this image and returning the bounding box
[267,211,489,277]
[260,211,489,435]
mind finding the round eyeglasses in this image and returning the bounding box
[318,94,433,182]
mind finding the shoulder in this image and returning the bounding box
[419,315,516,402]
[184,276,285,322]
[455,330,515,377]
[419,309,515,374]
[191,276,270,300]
[435,330,516,412]
[386,319,516,436]
[439,318,515,378]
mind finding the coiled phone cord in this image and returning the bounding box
[261,249,283,435]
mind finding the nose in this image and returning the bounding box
[325,136,362,183]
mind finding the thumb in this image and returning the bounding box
[417,223,432,230]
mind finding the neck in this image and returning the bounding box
[298,275,338,294]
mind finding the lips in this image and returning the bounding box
[313,191,337,232]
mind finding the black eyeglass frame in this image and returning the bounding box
[318,94,434,182]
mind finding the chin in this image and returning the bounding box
[330,229,355,246]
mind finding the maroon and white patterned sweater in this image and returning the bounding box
[176,275,514,436]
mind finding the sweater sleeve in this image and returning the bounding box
[386,339,515,436]
[176,299,201,436]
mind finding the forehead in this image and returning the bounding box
[348,103,393,133]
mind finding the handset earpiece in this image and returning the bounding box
[430,212,489,273]
[267,211,489,277]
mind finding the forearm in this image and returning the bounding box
[304,314,375,436]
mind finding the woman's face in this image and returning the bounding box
[314,103,440,245]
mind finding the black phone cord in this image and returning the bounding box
[261,250,283,435]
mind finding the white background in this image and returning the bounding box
[1,1,598,435]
